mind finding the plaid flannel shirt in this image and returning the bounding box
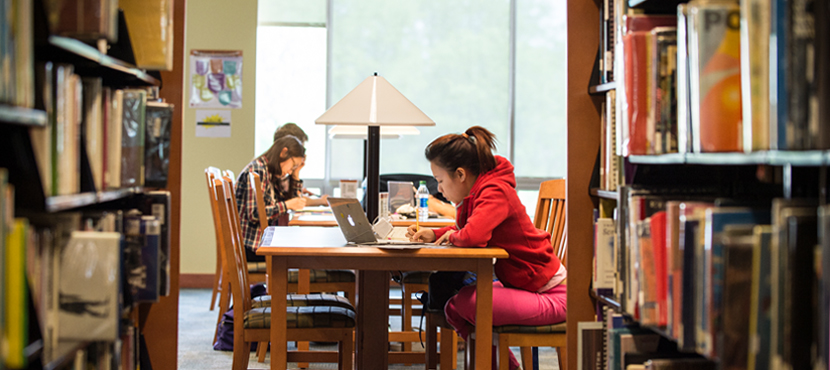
[235,156,303,253]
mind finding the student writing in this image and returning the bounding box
[406,126,567,370]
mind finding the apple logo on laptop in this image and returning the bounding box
[347,215,355,227]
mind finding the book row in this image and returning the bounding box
[0,169,172,368]
[30,62,173,197]
[592,189,830,370]
[599,0,830,157]
[578,309,718,370]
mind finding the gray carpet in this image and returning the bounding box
[177,288,560,369]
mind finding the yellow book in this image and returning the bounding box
[6,218,28,369]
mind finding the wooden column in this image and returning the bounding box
[140,0,185,369]
[566,0,601,369]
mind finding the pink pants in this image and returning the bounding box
[444,281,567,370]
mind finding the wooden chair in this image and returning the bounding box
[214,177,355,370]
[249,172,356,364]
[207,167,225,312]
[206,169,231,344]
[224,168,236,186]
[426,178,567,370]
[491,178,567,370]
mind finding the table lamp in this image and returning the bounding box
[315,73,435,222]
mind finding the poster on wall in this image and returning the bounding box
[189,50,243,108]
[195,109,231,138]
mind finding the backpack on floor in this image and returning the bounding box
[213,283,268,351]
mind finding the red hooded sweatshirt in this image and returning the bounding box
[433,156,561,292]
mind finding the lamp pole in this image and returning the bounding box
[365,126,380,223]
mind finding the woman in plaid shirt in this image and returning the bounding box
[235,135,307,262]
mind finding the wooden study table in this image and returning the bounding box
[289,212,456,228]
[257,226,508,370]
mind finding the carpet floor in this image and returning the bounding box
[177,288,560,369]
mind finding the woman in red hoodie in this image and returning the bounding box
[407,126,567,370]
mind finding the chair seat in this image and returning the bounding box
[244,264,356,284]
[493,321,567,334]
[252,293,354,310]
[244,305,357,329]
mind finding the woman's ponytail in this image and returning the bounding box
[425,126,498,176]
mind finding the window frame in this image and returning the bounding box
[257,0,562,196]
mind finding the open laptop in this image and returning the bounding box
[326,197,434,247]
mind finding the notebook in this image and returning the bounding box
[326,197,435,247]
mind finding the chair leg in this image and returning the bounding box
[210,250,222,310]
[401,283,413,360]
[232,333,249,370]
[298,340,309,368]
[465,335,475,370]
[452,332,458,370]
[256,342,267,362]
[520,347,533,370]
[440,327,455,370]
[557,347,566,370]
[338,331,354,370]
[497,335,511,370]
[425,312,439,370]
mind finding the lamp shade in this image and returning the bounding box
[315,74,435,126]
[327,125,420,140]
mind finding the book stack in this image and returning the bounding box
[593,185,830,369]
[601,0,830,160]
[30,62,162,196]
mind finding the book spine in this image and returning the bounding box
[688,2,743,153]
[677,5,692,154]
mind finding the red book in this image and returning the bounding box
[651,211,668,327]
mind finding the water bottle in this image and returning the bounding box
[417,181,429,222]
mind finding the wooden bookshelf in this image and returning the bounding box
[567,0,602,368]
[0,105,48,127]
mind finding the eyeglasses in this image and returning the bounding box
[290,158,300,171]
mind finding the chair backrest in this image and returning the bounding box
[214,177,253,313]
[224,169,236,187]
[534,179,567,268]
[250,172,269,231]
[205,169,229,274]
[222,175,243,244]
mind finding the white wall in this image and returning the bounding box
[180,0,258,274]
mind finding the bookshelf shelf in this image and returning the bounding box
[591,291,622,312]
[45,187,142,212]
[0,105,48,127]
[589,81,616,95]
[46,36,160,87]
[627,0,687,11]
[44,341,91,370]
[629,151,828,166]
[590,188,618,200]
[628,153,686,164]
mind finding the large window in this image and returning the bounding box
[257,0,567,212]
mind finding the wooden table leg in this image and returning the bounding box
[270,256,288,370]
[475,259,493,370]
[355,270,390,369]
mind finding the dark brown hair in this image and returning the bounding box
[262,135,305,178]
[424,126,497,176]
[273,123,308,143]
